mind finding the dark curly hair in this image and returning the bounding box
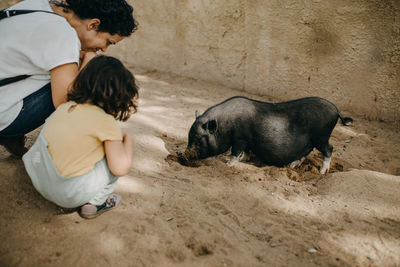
[51,0,137,36]
[67,55,139,121]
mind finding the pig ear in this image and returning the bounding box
[195,110,199,119]
[208,120,217,133]
[202,119,217,134]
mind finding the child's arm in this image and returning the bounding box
[104,133,134,176]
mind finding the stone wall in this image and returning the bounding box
[113,0,399,122]
[2,0,399,122]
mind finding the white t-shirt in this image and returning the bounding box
[0,0,81,131]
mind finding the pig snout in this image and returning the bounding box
[177,148,198,166]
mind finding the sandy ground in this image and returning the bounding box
[0,69,399,267]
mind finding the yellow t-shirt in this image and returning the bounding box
[44,101,122,177]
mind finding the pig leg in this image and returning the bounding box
[289,157,305,168]
[227,151,245,166]
[316,142,333,174]
[320,156,331,174]
[227,140,247,166]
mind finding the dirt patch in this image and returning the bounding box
[166,149,352,182]
[0,69,399,266]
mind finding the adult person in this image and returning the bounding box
[0,0,137,157]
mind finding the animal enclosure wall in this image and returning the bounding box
[112,0,399,123]
[1,0,398,122]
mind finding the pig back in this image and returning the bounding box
[268,97,339,129]
[202,96,260,128]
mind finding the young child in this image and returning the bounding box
[23,55,139,219]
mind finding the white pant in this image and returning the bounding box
[23,126,118,208]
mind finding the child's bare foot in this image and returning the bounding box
[79,194,121,219]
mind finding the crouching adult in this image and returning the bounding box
[0,0,137,157]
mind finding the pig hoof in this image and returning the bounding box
[289,158,304,168]
[227,158,239,167]
[319,164,330,174]
[319,168,329,174]
[227,160,237,167]
[227,152,245,167]
[320,156,331,174]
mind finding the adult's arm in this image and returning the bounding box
[50,52,97,108]
[50,62,78,108]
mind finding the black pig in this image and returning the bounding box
[181,96,353,174]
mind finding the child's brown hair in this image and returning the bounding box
[68,55,139,121]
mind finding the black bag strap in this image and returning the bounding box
[0,9,58,20]
[0,9,60,87]
[0,75,31,87]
